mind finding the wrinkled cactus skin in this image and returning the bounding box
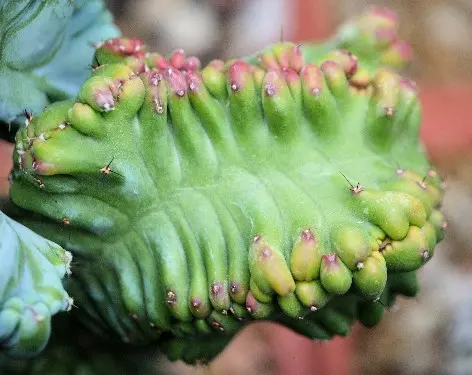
[0,211,72,359]
[0,0,120,137]
[4,6,447,365]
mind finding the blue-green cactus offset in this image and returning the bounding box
[0,211,72,358]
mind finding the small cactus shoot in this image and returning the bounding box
[0,212,72,359]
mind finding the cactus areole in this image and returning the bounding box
[3,6,446,364]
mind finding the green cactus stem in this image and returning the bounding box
[3,6,446,364]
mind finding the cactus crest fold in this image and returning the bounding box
[3,6,446,365]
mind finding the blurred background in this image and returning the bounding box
[1,0,472,374]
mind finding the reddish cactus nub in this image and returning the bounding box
[245,292,257,312]
[208,59,225,71]
[183,56,201,71]
[324,254,338,264]
[102,38,146,56]
[336,49,359,77]
[152,55,170,70]
[148,72,162,87]
[301,229,315,242]
[282,68,299,84]
[164,67,187,97]
[210,282,222,296]
[170,49,186,70]
[229,61,251,91]
[185,72,201,92]
[94,89,115,111]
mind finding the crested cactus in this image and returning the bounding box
[0,0,119,138]
[1,5,447,368]
[0,211,72,359]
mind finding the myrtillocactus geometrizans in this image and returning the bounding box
[0,211,73,359]
[5,6,446,364]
